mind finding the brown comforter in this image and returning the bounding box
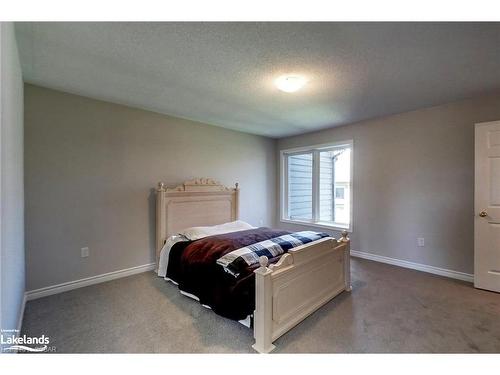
[166,227,290,321]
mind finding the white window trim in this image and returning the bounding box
[280,140,353,233]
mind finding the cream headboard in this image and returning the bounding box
[155,178,239,263]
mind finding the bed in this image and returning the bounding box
[156,178,351,353]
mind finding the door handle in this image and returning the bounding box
[479,210,488,217]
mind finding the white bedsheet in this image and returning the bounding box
[179,220,256,240]
[157,235,189,277]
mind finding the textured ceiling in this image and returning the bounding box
[15,22,500,138]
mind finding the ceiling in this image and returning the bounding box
[15,22,500,138]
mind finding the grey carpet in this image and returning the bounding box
[21,258,500,353]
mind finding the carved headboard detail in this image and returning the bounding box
[155,178,239,265]
[158,178,237,193]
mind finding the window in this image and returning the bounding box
[281,141,352,231]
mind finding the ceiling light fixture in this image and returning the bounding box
[275,75,307,93]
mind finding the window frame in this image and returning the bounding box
[280,140,353,232]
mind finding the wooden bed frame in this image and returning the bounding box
[156,178,351,353]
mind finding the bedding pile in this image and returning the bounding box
[159,222,330,321]
[157,220,255,277]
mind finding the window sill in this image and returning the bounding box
[280,218,352,233]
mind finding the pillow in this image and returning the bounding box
[180,220,256,240]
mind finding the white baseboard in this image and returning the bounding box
[351,250,474,283]
[26,263,156,301]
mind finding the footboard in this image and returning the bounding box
[252,231,351,353]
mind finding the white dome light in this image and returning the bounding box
[275,75,307,93]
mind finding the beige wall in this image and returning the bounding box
[24,84,276,291]
[277,93,500,274]
[1,23,25,334]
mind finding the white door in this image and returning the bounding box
[475,120,500,292]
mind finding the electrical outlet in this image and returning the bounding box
[81,247,89,258]
[417,238,425,247]
[259,219,264,226]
